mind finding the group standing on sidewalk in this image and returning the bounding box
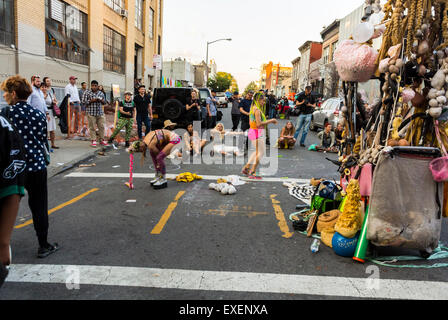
[1,76,60,270]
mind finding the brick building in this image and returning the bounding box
[0,0,164,100]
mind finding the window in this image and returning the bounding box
[149,8,154,39]
[322,46,330,65]
[0,0,15,46]
[45,0,89,65]
[329,41,338,62]
[135,0,143,30]
[103,25,125,74]
[104,0,124,13]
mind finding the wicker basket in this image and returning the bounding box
[321,228,336,248]
[317,210,341,233]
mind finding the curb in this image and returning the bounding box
[47,146,111,179]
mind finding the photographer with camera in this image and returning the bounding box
[293,86,316,147]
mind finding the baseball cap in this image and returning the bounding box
[124,90,133,95]
[69,76,77,81]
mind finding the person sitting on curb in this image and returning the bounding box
[127,121,181,189]
[108,91,135,148]
[311,123,338,153]
[278,121,296,149]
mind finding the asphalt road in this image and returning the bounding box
[1,106,448,300]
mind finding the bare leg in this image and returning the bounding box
[0,195,20,265]
[250,138,266,174]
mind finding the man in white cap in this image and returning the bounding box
[65,76,81,134]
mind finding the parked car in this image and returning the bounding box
[309,97,344,131]
[216,92,228,108]
[151,87,195,130]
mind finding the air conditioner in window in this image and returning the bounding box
[120,9,128,18]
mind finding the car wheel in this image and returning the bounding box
[162,98,183,119]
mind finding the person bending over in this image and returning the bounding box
[127,127,181,189]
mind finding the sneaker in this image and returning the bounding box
[300,143,306,147]
[37,243,60,259]
[100,140,109,146]
[150,176,161,185]
[0,264,8,288]
[91,141,97,147]
[153,179,168,190]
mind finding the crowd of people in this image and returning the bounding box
[0,73,354,286]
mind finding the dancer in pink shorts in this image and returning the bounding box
[242,92,277,180]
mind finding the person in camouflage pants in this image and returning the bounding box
[109,91,135,147]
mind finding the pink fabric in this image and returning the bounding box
[248,128,264,141]
[340,164,373,197]
[334,40,379,83]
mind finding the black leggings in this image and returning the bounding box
[25,170,48,247]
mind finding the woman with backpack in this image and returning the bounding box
[108,91,135,148]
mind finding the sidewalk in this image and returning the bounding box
[47,112,133,178]
[47,127,99,178]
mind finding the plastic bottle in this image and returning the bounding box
[310,239,320,253]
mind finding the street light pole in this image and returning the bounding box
[205,38,232,86]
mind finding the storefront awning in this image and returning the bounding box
[46,24,66,42]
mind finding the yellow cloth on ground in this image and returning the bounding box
[176,172,203,183]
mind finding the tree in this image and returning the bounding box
[207,72,233,92]
[230,78,239,93]
[243,81,258,96]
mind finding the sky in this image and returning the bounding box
[162,0,365,91]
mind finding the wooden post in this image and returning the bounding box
[114,100,119,129]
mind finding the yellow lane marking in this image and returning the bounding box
[151,191,186,235]
[270,194,294,238]
[14,188,99,229]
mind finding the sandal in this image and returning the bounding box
[248,172,262,180]
[241,168,250,176]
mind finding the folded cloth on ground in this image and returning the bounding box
[284,182,315,206]
[176,172,203,183]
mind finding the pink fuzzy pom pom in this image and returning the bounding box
[401,88,416,104]
[334,40,379,83]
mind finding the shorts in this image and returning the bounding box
[70,102,81,113]
[248,128,264,141]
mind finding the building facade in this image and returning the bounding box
[259,62,292,97]
[338,3,381,103]
[291,56,300,93]
[297,41,322,92]
[162,58,195,87]
[193,61,207,88]
[0,0,164,99]
[320,19,340,98]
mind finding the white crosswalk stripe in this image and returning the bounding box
[6,264,448,300]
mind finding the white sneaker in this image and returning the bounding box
[150,176,161,185]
